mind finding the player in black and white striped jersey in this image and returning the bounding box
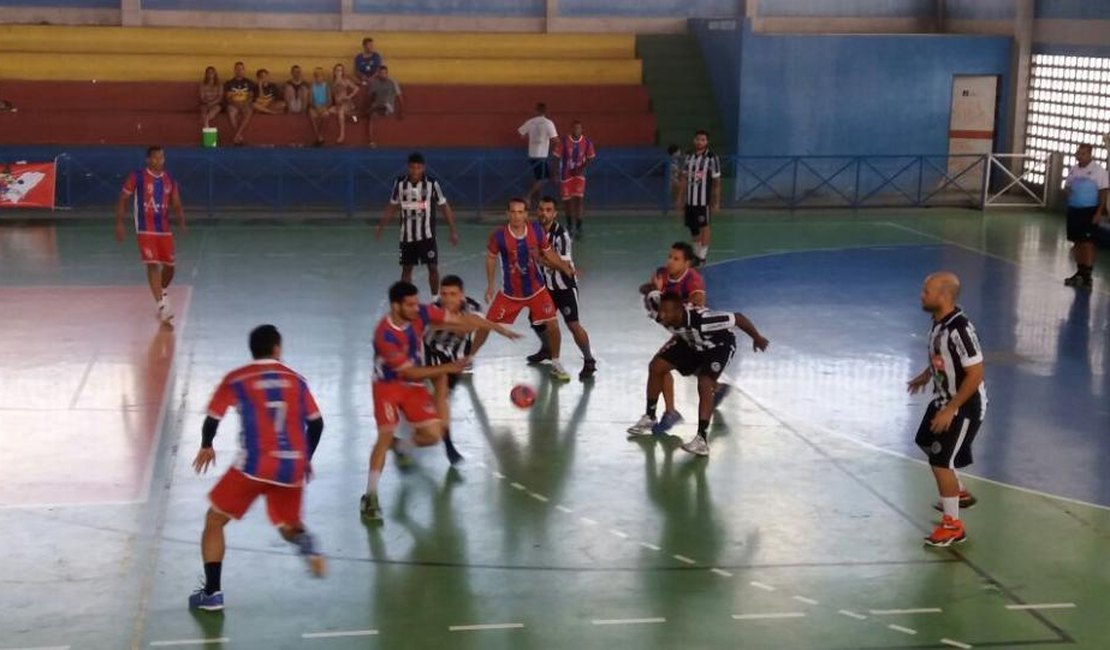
[529,196,597,381]
[374,152,459,296]
[424,275,483,465]
[676,130,721,267]
[642,292,768,457]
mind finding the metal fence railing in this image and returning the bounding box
[22,149,1048,215]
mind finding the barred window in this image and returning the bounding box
[1025,54,1110,185]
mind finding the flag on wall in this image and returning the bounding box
[0,162,56,209]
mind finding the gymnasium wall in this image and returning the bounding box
[689,19,742,148]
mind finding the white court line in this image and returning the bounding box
[449,623,524,632]
[149,639,229,647]
[749,581,776,592]
[302,630,378,639]
[639,542,661,551]
[792,596,819,605]
[1005,603,1077,610]
[491,471,505,480]
[887,624,918,635]
[672,554,696,565]
[732,613,806,621]
[838,609,868,620]
[3,646,72,650]
[528,492,549,502]
[509,482,527,491]
[869,608,942,615]
[591,618,666,626]
[941,639,973,649]
[555,505,574,514]
[609,529,629,539]
[580,516,598,525]
[473,462,487,469]
[710,568,733,577]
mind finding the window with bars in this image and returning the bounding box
[1025,54,1110,186]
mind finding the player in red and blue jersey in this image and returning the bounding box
[114,146,186,323]
[469,197,577,381]
[551,120,596,239]
[188,325,326,612]
[362,281,518,522]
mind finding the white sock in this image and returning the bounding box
[941,497,960,520]
[366,470,381,495]
[956,475,965,493]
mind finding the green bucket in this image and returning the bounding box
[201,127,218,148]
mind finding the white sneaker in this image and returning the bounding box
[627,414,657,437]
[158,297,174,323]
[681,435,709,457]
[549,359,570,382]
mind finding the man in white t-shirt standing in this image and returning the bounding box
[518,102,558,207]
[1063,143,1108,290]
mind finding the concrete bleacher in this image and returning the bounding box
[0,25,656,148]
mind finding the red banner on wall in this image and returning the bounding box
[0,162,56,209]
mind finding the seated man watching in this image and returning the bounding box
[253,69,286,114]
[366,65,403,148]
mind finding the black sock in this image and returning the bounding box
[443,428,459,456]
[531,324,549,350]
[697,419,710,440]
[1080,264,1093,279]
[646,399,658,419]
[204,562,222,595]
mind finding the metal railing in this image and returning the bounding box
[26,149,1048,215]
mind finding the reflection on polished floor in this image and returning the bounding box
[1,210,1107,649]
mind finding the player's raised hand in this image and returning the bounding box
[192,447,216,474]
[906,372,930,395]
[752,335,770,352]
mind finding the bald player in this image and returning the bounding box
[907,272,987,547]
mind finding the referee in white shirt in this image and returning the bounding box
[374,152,458,296]
[1063,143,1107,289]
[518,102,559,207]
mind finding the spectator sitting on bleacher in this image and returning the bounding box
[253,69,286,115]
[354,37,383,86]
[224,61,257,146]
[331,63,360,145]
[366,66,403,149]
[284,65,309,115]
[199,66,221,129]
[308,67,335,147]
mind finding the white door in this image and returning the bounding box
[947,75,999,193]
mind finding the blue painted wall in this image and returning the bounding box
[690,18,742,148]
[1035,0,1110,20]
[559,0,738,18]
[737,24,1013,156]
[354,0,542,17]
[143,0,337,12]
[758,0,932,17]
[947,0,1014,21]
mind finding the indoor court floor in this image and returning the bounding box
[1,208,1108,650]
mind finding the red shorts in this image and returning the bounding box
[209,468,302,526]
[137,233,175,265]
[487,289,557,325]
[373,381,439,428]
[560,176,586,200]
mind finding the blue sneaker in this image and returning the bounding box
[713,384,732,410]
[651,410,684,435]
[188,588,224,612]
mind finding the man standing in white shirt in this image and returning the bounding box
[518,102,558,207]
[1063,143,1108,290]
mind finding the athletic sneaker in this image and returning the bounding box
[188,588,224,612]
[627,414,657,436]
[712,384,732,409]
[445,441,464,466]
[292,532,327,578]
[360,493,382,522]
[526,349,552,365]
[579,358,597,381]
[549,359,571,382]
[158,297,174,323]
[391,438,413,469]
[924,515,966,547]
[681,435,710,457]
[1064,272,1084,287]
[651,409,684,435]
[931,491,978,512]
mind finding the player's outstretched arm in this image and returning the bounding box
[541,247,575,278]
[443,203,459,246]
[193,416,220,473]
[397,360,467,382]
[907,368,932,394]
[734,312,769,352]
[375,203,398,239]
[459,312,521,340]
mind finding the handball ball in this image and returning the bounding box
[510,384,537,409]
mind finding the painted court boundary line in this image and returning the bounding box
[302,630,379,639]
[149,639,229,647]
[448,623,524,632]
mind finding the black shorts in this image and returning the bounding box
[427,349,462,391]
[684,205,709,236]
[914,403,982,469]
[550,287,580,323]
[1066,206,1100,242]
[399,239,438,267]
[655,335,735,379]
[530,157,550,180]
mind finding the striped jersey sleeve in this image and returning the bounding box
[688,308,736,333]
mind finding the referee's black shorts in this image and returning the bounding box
[684,205,709,236]
[549,287,580,323]
[1066,206,1100,243]
[399,238,438,267]
[914,402,982,469]
[529,157,550,180]
[655,335,735,380]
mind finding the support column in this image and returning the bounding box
[340,0,354,31]
[936,0,946,33]
[120,0,141,26]
[1009,0,1033,156]
[546,0,556,33]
